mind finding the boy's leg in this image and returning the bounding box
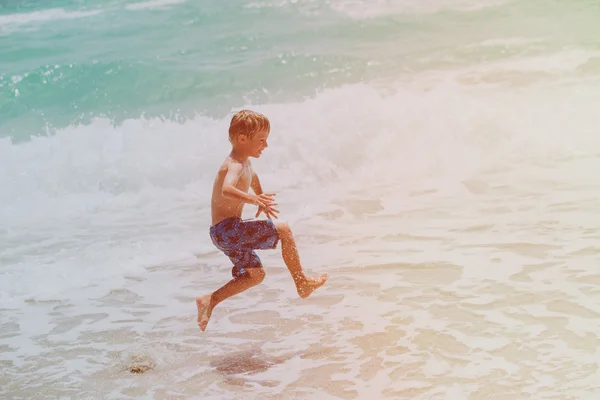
[196,267,265,331]
[273,221,327,298]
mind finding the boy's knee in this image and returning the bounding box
[247,268,265,285]
[274,221,292,237]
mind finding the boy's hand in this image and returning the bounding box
[254,193,279,220]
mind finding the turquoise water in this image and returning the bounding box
[3,1,600,398]
[3,0,599,140]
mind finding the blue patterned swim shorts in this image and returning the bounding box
[209,217,280,278]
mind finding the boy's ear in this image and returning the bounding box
[238,134,248,143]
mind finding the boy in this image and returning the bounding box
[196,109,328,331]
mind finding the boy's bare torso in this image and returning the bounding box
[211,157,252,226]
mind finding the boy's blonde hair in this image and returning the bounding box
[229,110,270,141]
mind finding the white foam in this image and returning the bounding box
[475,37,545,48]
[244,0,503,16]
[329,0,506,19]
[125,0,187,11]
[471,49,600,73]
[0,8,102,32]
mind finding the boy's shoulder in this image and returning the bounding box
[218,155,234,169]
[217,156,248,174]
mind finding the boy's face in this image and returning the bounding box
[239,129,270,158]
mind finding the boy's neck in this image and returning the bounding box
[229,148,249,163]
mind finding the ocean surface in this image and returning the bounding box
[2,0,600,398]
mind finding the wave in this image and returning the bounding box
[329,0,506,19]
[3,70,600,209]
[125,0,188,11]
[0,8,102,32]
[2,69,600,306]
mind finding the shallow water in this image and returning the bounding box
[4,168,600,398]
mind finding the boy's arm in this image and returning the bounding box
[250,170,263,195]
[248,164,279,219]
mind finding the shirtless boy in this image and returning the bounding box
[196,109,328,331]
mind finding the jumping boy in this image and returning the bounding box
[196,109,328,331]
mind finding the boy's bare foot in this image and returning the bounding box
[297,273,328,299]
[196,295,213,331]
